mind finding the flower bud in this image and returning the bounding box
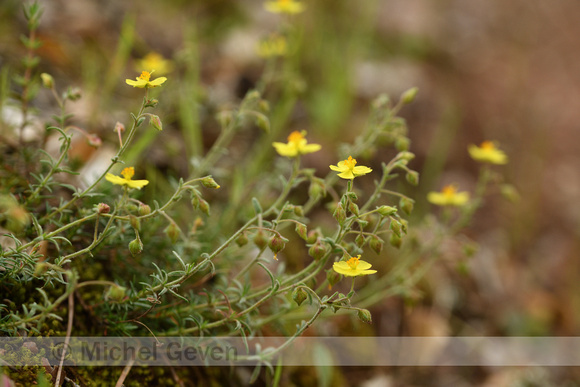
[397,151,415,162]
[401,87,418,104]
[259,99,270,113]
[357,308,373,324]
[399,218,408,234]
[372,94,390,109]
[144,98,158,108]
[255,114,270,133]
[138,203,151,216]
[389,233,402,249]
[346,192,358,202]
[306,230,319,244]
[377,205,397,217]
[253,230,268,250]
[348,202,359,216]
[326,268,341,288]
[66,87,82,101]
[395,136,410,151]
[149,114,163,131]
[268,234,288,259]
[390,219,402,237]
[198,198,210,215]
[106,285,127,302]
[129,237,143,257]
[191,195,200,209]
[293,205,304,217]
[201,176,220,189]
[216,110,233,128]
[129,215,141,232]
[165,222,180,244]
[295,223,308,240]
[405,171,419,186]
[114,121,126,133]
[236,232,249,247]
[308,240,327,260]
[292,287,308,306]
[40,73,54,88]
[126,204,138,213]
[369,235,384,255]
[246,90,261,101]
[192,217,204,232]
[87,134,102,148]
[96,203,110,214]
[399,197,415,215]
[333,202,346,225]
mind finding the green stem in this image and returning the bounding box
[42,90,151,222]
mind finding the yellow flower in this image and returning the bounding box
[330,156,372,179]
[427,184,470,207]
[273,131,321,157]
[257,35,288,58]
[105,167,149,190]
[125,71,167,88]
[264,0,305,14]
[333,255,377,277]
[135,53,173,75]
[468,141,508,165]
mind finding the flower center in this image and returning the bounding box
[138,71,151,81]
[480,141,495,150]
[442,185,457,197]
[287,131,304,144]
[346,256,360,269]
[121,167,135,180]
[344,156,357,170]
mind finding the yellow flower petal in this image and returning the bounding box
[126,79,148,88]
[302,143,322,153]
[337,171,355,179]
[273,131,320,158]
[264,0,305,14]
[332,255,377,277]
[352,166,373,176]
[106,167,149,190]
[135,53,174,75]
[468,141,508,165]
[149,77,167,87]
[105,173,127,185]
[126,179,149,189]
[427,184,470,207]
[330,156,372,180]
[273,142,298,157]
[125,71,167,89]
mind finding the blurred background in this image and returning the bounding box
[2,0,580,385]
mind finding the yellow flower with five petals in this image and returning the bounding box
[125,71,167,88]
[427,184,470,207]
[105,167,149,190]
[333,255,377,277]
[264,0,305,14]
[468,141,508,165]
[330,156,372,179]
[273,131,321,157]
[135,53,174,76]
